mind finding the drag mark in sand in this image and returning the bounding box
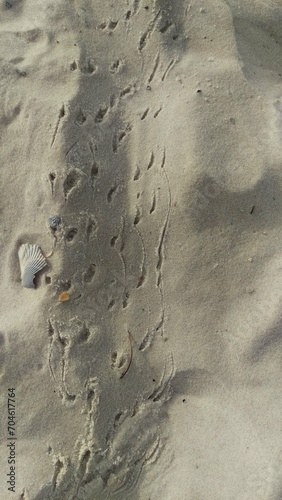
[51,457,64,493]
[47,320,59,391]
[119,216,129,308]
[156,149,171,285]
[47,319,76,402]
[155,149,171,339]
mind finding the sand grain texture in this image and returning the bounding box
[1,0,282,499]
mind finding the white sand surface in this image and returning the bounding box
[1,0,282,499]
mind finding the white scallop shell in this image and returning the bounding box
[18,244,47,288]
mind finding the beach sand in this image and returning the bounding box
[1,0,282,498]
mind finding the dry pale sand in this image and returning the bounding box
[1,0,282,499]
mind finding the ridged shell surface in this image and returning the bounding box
[18,244,47,288]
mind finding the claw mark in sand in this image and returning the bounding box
[120,331,133,379]
[141,107,149,120]
[147,152,155,170]
[112,124,132,153]
[134,166,141,181]
[150,191,156,214]
[154,106,162,118]
[107,185,118,203]
[134,206,141,225]
[148,352,174,402]
[159,20,173,34]
[161,59,176,82]
[89,140,99,185]
[134,224,146,288]
[139,9,161,51]
[51,104,65,147]
[148,52,160,83]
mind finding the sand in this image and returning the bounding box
[1,0,282,498]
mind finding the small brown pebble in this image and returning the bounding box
[58,292,70,302]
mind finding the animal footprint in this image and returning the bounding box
[111,351,129,378]
[134,207,141,225]
[83,263,96,283]
[49,172,56,196]
[65,228,78,242]
[63,169,80,200]
[107,299,115,310]
[86,216,97,240]
[109,59,122,73]
[90,162,99,184]
[77,324,90,343]
[107,185,118,203]
[99,19,119,31]
[80,59,96,74]
[110,235,118,247]
[112,124,132,153]
[95,106,108,123]
[111,333,132,378]
[120,85,133,97]
[133,166,141,181]
[75,108,86,125]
